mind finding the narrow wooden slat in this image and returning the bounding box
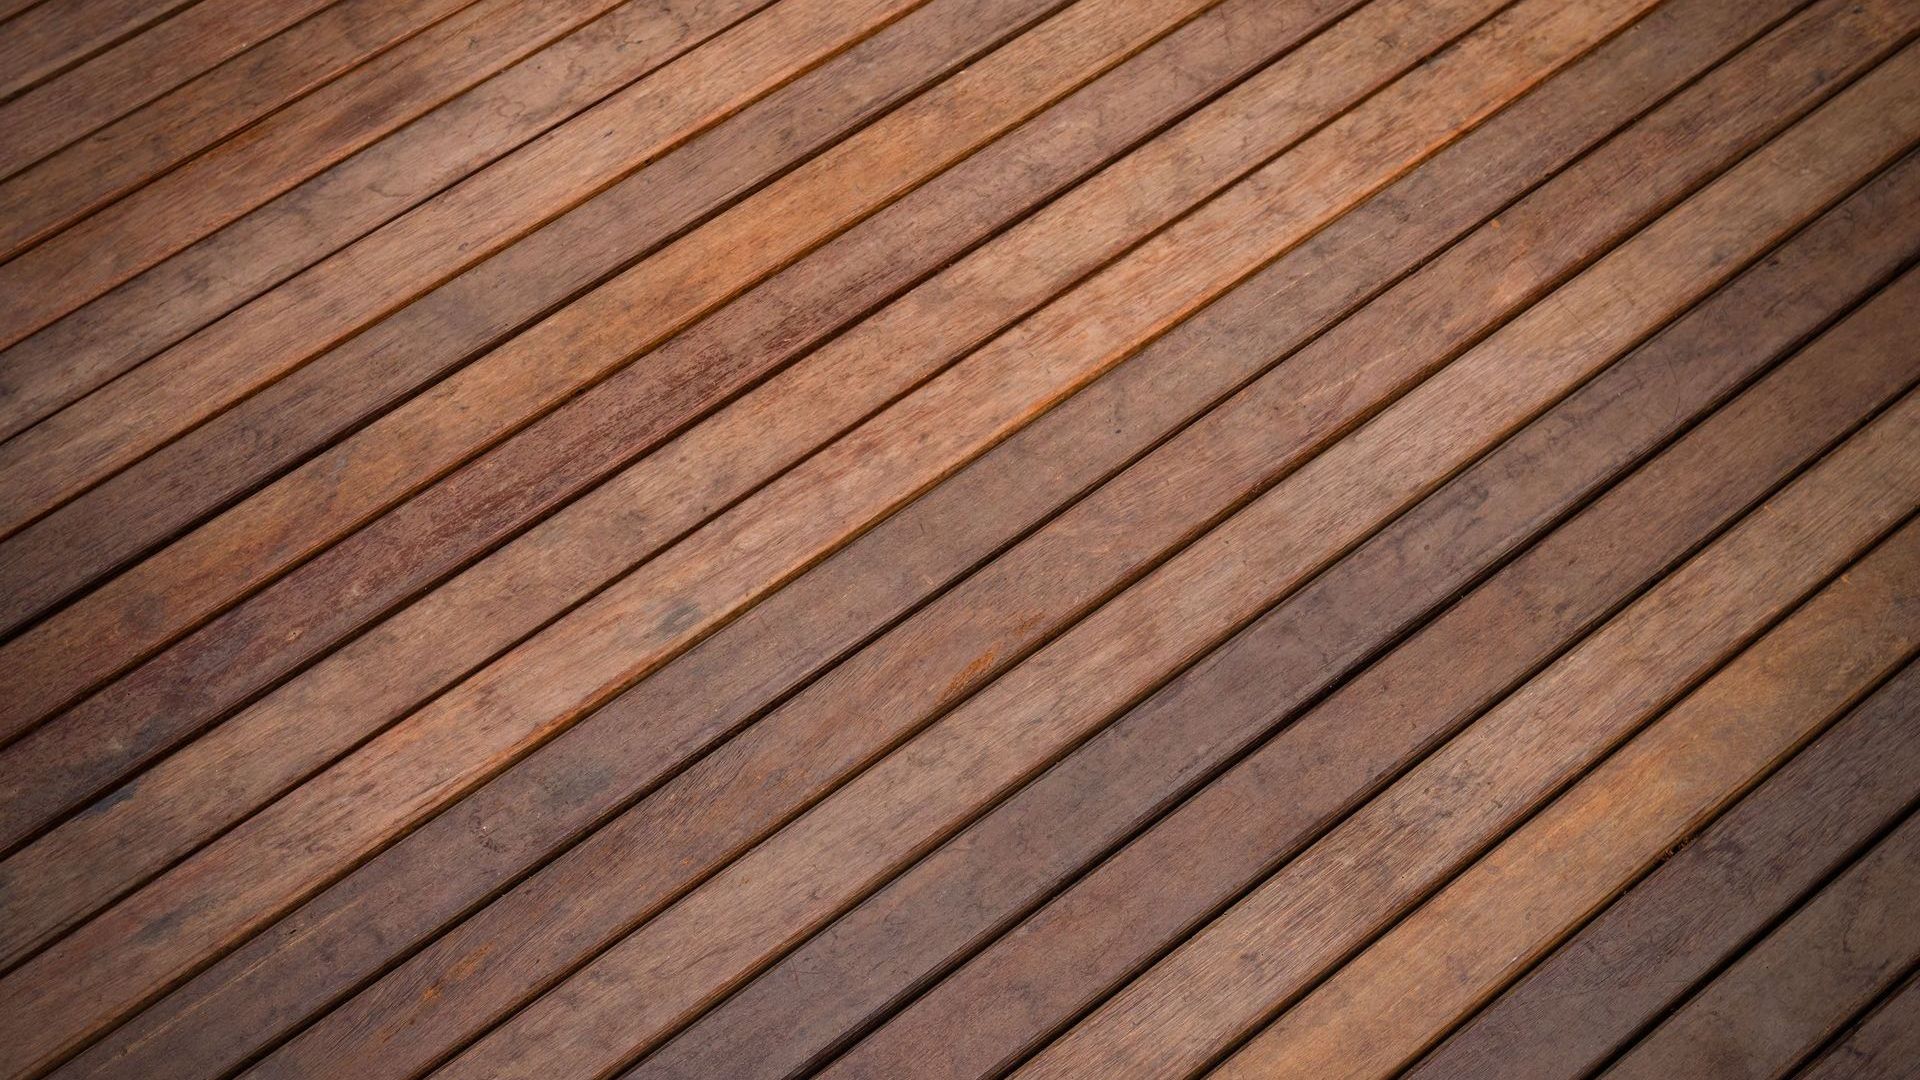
[1796,972,1920,1080]
[687,222,1920,1080]
[0,0,663,292]
[0,0,343,180]
[0,0,912,517]
[256,9,1866,1078]
[52,1,1737,1073]
[411,20,1910,1078]
[0,0,1103,635]
[1409,667,1920,1078]
[1210,523,1920,1079]
[0,0,1264,865]
[0,0,1485,946]
[0,2,1646,1073]
[0,0,770,442]
[0,0,203,100]
[1603,810,1920,1078]
[0,0,1201,698]
[1016,387,1920,1080]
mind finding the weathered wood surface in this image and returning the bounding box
[0,1,1913,1078]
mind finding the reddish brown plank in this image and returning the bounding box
[1209,518,1920,1080]
[658,225,1920,1080]
[409,17,1902,1077]
[0,0,1281,877]
[0,0,1204,696]
[0,0,770,442]
[47,1,1773,1073]
[0,0,919,514]
[1408,669,1920,1080]
[0,0,671,287]
[0,0,204,100]
[0,0,342,180]
[0,2,1647,1072]
[1603,811,1920,1078]
[0,0,1401,869]
[1017,389,1920,1079]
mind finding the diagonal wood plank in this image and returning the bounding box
[703,209,1920,1080]
[0,1,1656,1073]
[1796,972,1920,1080]
[1210,518,1920,1079]
[0,0,774,442]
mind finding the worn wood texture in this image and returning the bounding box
[0,0,1339,850]
[1410,661,1920,1080]
[776,210,1920,1080]
[0,0,771,442]
[1797,972,1920,1080]
[1209,515,1920,1079]
[3,2,1914,1078]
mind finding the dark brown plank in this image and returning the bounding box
[1408,667,1920,1079]
[0,0,769,441]
[1604,807,1920,1079]
[0,0,670,299]
[0,2,1645,1073]
[1797,972,1920,1080]
[652,216,1920,1080]
[47,1,1766,1074]
[1209,519,1920,1080]
[1019,390,1919,1078]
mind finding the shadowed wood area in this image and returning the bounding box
[0,0,1914,1077]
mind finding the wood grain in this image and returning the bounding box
[1410,662,1920,1080]
[0,0,1493,954]
[46,2,1764,1074]
[1211,519,1920,1080]
[713,207,1920,1080]
[0,1,1654,1074]
[0,0,1204,715]
[1017,383,1920,1080]
[0,0,769,442]
[1796,972,1920,1080]
[0,0,918,520]
[1602,809,1920,1079]
[0,0,340,180]
[0,0,204,101]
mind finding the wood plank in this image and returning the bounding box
[0,0,1105,629]
[1408,666,1920,1079]
[1797,972,1920,1080]
[0,0,1414,868]
[0,0,663,293]
[0,0,1287,866]
[0,0,342,181]
[1210,525,1920,1079]
[1605,808,1920,1079]
[672,231,1920,1080]
[49,1,1776,1073]
[0,0,916,516]
[402,21,1908,1079]
[0,0,1204,694]
[0,0,770,442]
[0,2,1651,1073]
[0,0,203,100]
[1015,386,1920,1079]
[251,11,1876,1079]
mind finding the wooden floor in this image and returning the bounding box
[0,0,1915,1076]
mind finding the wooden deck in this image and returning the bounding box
[0,0,1915,1076]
